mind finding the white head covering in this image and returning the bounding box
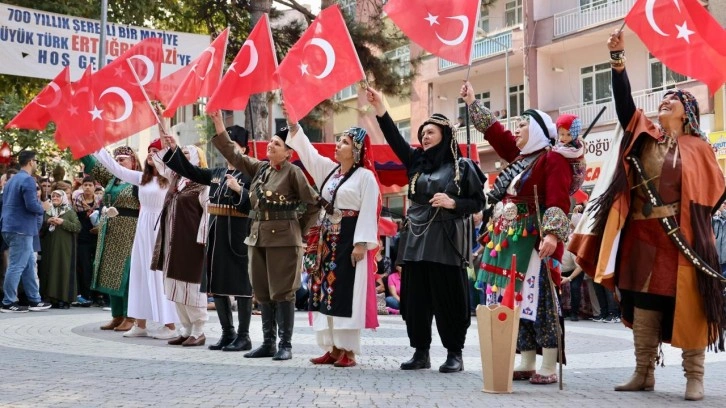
[184,145,200,166]
[519,109,557,155]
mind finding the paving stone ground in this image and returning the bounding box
[2,308,726,407]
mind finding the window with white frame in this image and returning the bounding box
[579,0,608,10]
[458,92,490,121]
[334,84,358,101]
[505,0,523,27]
[339,0,356,19]
[384,46,410,78]
[396,119,411,140]
[649,53,688,91]
[508,85,524,117]
[580,62,612,105]
[479,7,489,33]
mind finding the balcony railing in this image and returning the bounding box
[558,86,673,128]
[554,0,635,37]
[439,31,512,71]
[454,117,518,146]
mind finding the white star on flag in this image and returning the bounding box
[67,105,78,116]
[300,63,309,76]
[675,21,695,43]
[114,66,125,77]
[424,13,439,26]
[227,62,237,73]
[89,106,103,120]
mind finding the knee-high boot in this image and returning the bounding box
[682,348,705,401]
[223,297,253,352]
[272,300,295,361]
[209,296,236,350]
[244,302,277,358]
[615,307,662,391]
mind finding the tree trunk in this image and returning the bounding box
[247,0,273,140]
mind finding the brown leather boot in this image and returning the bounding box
[100,317,124,330]
[114,318,136,332]
[682,348,705,401]
[615,308,661,391]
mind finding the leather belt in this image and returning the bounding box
[208,204,247,218]
[630,201,680,220]
[116,208,139,218]
[250,209,298,221]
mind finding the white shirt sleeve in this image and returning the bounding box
[93,148,142,185]
[152,147,176,180]
[287,126,337,188]
[353,169,381,250]
[197,185,210,245]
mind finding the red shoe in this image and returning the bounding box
[334,354,357,368]
[529,373,558,384]
[310,352,337,365]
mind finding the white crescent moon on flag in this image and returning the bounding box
[197,47,216,80]
[128,55,155,86]
[238,41,259,77]
[99,87,133,122]
[646,0,669,36]
[435,16,469,46]
[308,38,336,79]
[35,82,62,108]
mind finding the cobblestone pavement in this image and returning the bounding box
[2,308,726,407]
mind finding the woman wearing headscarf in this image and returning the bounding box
[39,189,81,308]
[157,124,254,352]
[367,87,487,373]
[81,147,142,331]
[569,30,726,401]
[461,81,571,384]
[208,110,319,361]
[151,143,210,347]
[89,140,178,339]
[286,112,381,368]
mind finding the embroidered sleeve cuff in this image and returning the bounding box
[468,100,497,132]
[542,206,569,242]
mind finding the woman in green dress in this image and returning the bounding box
[81,146,142,331]
[39,190,81,308]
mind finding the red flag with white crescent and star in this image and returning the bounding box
[102,38,164,101]
[275,5,365,123]
[384,0,480,66]
[207,15,279,112]
[5,66,70,131]
[625,0,726,93]
[49,67,102,158]
[161,28,229,117]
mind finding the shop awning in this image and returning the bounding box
[248,141,478,187]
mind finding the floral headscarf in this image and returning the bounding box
[47,190,70,232]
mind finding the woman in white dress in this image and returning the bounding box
[92,139,179,339]
[287,118,381,367]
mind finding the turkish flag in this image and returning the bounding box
[161,28,229,117]
[5,66,70,131]
[625,0,726,93]
[92,58,160,145]
[50,67,103,158]
[276,5,365,122]
[102,38,163,101]
[207,15,279,112]
[384,0,480,65]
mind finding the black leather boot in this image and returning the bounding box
[244,302,277,358]
[223,297,253,352]
[400,348,431,370]
[439,351,464,373]
[209,296,235,350]
[272,300,295,361]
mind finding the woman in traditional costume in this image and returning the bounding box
[209,110,319,361]
[151,144,210,347]
[462,82,571,385]
[287,117,381,368]
[158,125,254,352]
[569,30,726,401]
[367,87,487,373]
[81,147,141,332]
[39,190,81,308]
[89,140,179,339]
